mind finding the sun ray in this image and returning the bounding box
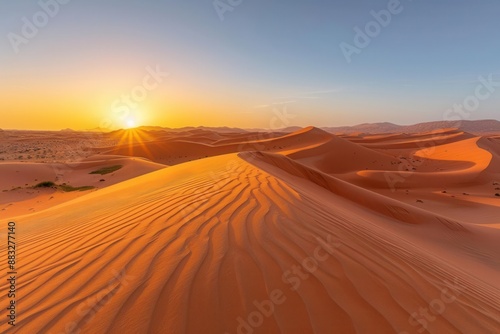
[112,128,155,160]
[131,130,154,159]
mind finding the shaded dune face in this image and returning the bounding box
[241,151,469,228]
[286,136,399,174]
[1,127,499,334]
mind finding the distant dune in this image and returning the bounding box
[323,119,500,135]
[0,125,499,334]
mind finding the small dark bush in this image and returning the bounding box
[34,181,56,188]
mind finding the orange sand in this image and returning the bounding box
[0,127,499,334]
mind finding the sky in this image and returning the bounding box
[1,0,499,130]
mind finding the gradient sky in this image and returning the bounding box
[1,0,499,130]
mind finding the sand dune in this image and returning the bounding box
[96,126,333,165]
[0,155,166,218]
[243,151,470,229]
[286,135,398,174]
[324,119,500,135]
[360,129,474,149]
[0,127,499,334]
[353,137,493,188]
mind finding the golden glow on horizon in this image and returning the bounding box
[1,64,285,130]
[2,68,275,130]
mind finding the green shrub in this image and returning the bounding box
[89,165,123,175]
[34,181,94,192]
[59,185,95,192]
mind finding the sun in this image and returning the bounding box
[125,118,137,129]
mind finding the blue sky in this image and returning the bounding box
[0,0,499,129]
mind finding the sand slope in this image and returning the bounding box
[0,127,499,334]
[1,153,499,334]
